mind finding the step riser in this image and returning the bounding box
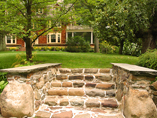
[48,89,116,98]
[44,97,118,109]
[50,82,115,90]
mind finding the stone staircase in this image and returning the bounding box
[34,68,124,118]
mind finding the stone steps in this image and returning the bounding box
[34,68,124,118]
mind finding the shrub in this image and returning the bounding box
[137,49,157,70]
[100,40,118,54]
[66,36,91,52]
[122,42,141,56]
[0,72,8,93]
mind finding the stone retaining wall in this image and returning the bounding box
[1,63,157,118]
[111,63,157,117]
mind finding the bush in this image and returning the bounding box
[66,36,91,52]
[0,72,8,93]
[137,49,157,70]
[100,40,118,54]
[122,42,141,56]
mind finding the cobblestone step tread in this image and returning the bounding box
[34,108,124,118]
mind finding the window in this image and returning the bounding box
[5,35,16,44]
[47,33,61,43]
[51,34,56,42]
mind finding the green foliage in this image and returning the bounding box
[122,42,142,56]
[100,40,118,54]
[66,36,91,52]
[12,52,36,67]
[0,72,8,93]
[137,49,157,70]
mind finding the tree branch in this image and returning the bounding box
[9,3,27,19]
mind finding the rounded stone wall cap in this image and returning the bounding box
[0,63,61,74]
[111,63,157,77]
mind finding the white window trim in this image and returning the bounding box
[47,33,61,44]
[5,35,16,44]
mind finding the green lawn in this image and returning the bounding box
[0,51,139,69]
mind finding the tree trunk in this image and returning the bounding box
[119,39,124,54]
[25,1,32,61]
[25,37,32,61]
[94,35,99,53]
[141,31,153,54]
[0,33,6,51]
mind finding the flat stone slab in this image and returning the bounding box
[0,63,61,74]
[111,63,157,77]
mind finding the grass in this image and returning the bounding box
[0,51,139,69]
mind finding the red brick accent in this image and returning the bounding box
[61,26,66,44]
[39,35,47,44]
[17,38,25,47]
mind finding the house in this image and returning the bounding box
[5,1,94,51]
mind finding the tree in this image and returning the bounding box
[69,0,101,53]
[90,0,155,54]
[0,0,77,61]
[0,1,6,51]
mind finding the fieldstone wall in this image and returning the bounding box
[0,63,61,113]
[112,63,157,118]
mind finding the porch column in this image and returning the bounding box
[66,32,68,42]
[72,32,74,37]
[91,32,93,44]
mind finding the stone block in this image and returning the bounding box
[99,69,110,73]
[69,89,85,96]
[74,113,90,118]
[71,69,83,73]
[62,82,72,87]
[56,75,68,80]
[123,89,157,118]
[73,82,84,87]
[35,111,51,118]
[52,111,73,118]
[85,75,94,81]
[106,90,116,97]
[45,97,58,106]
[85,83,96,88]
[34,89,41,100]
[96,83,115,90]
[84,69,98,73]
[51,82,62,87]
[0,81,34,117]
[36,77,45,89]
[60,99,69,106]
[86,99,100,107]
[70,99,84,106]
[35,100,42,111]
[95,74,112,82]
[48,89,68,96]
[86,89,105,97]
[69,75,84,80]
[59,68,71,73]
[101,99,118,108]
